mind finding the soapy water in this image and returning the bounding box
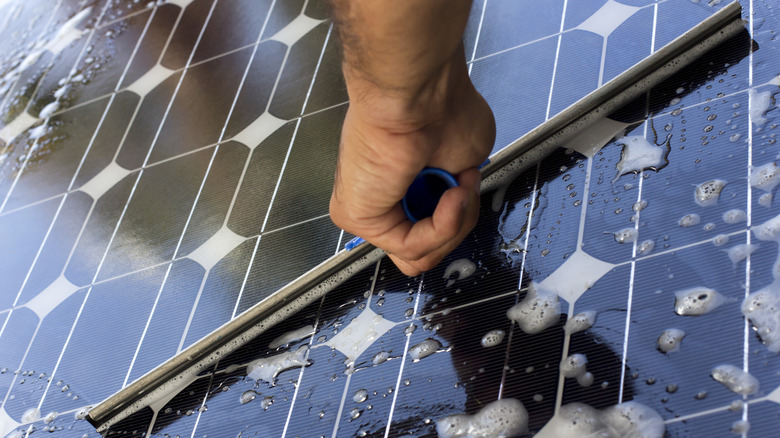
[534,401,664,438]
[721,209,747,224]
[710,364,759,396]
[436,398,529,438]
[656,328,685,353]
[480,329,505,348]
[506,283,561,334]
[678,213,701,227]
[749,88,774,127]
[268,324,314,349]
[637,240,655,255]
[563,310,597,334]
[610,227,637,244]
[673,287,728,316]
[725,243,759,267]
[742,282,780,352]
[443,259,477,287]
[409,339,442,362]
[612,135,670,184]
[694,179,727,207]
[560,353,588,378]
[245,346,310,385]
[749,162,780,192]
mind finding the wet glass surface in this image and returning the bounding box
[0,0,778,437]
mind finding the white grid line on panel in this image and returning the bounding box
[32,0,218,419]
[545,0,568,121]
[467,0,487,76]
[498,162,540,400]
[383,272,424,438]
[127,0,278,387]
[619,3,658,403]
[743,0,755,434]
[328,259,383,438]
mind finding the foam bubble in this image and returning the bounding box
[577,371,594,387]
[759,193,773,208]
[753,212,780,241]
[742,283,780,352]
[563,310,597,334]
[713,234,730,246]
[694,179,727,207]
[22,407,40,423]
[443,259,477,287]
[480,329,505,348]
[678,214,701,227]
[674,287,727,316]
[612,228,637,244]
[749,162,780,192]
[246,346,309,384]
[560,353,588,378]
[749,89,773,126]
[711,364,759,395]
[535,401,664,438]
[731,420,750,434]
[409,339,441,362]
[657,328,685,353]
[506,283,561,334]
[436,398,528,438]
[722,209,747,224]
[637,240,655,256]
[725,244,759,266]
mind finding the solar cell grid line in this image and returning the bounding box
[617,1,659,404]
[23,0,219,424]
[174,3,332,352]
[743,0,755,434]
[466,0,487,76]
[382,272,425,438]
[120,0,278,390]
[0,0,113,214]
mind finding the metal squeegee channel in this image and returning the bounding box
[86,1,745,432]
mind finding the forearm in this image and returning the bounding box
[329,0,474,130]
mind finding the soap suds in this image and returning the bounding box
[694,179,727,207]
[268,325,314,349]
[750,88,774,127]
[246,346,309,384]
[678,214,701,227]
[613,136,669,183]
[480,329,505,348]
[560,353,588,378]
[673,287,727,316]
[563,310,597,334]
[443,258,477,287]
[637,240,655,256]
[742,282,780,352]
[749,162,780,192]
[713,234,730,246]
[759,193,773,208]
[436,398,528,438]
[711,364,759,396]
[535,401,664,438]
[409,339,442,362]
[507,283,561,334]
[725,244,759,267]
[722,209,747,224]
[657,328,685,353]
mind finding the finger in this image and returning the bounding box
[388,254,422,277]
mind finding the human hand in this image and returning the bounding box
[330,49,495,276]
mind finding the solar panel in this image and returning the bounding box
[0,0,777,437]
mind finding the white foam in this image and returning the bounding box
[324,306,396,366]
[749,162,780,193]
[535,401,664,438]
[408,339,441,362]
[560,353,588,378]
[637,240,655,256]
[577,371,594,387]
[694,179,727,207]
[21,407,40,423]
[753,212,780,242]
[760,193,773,208]
[711,364,759,396]
[563,311,597,334]
[750,89,773,126]
[44,7,91,56]
[480,329,505,348]
[507,283,561,334]
[673,287,727,316]
[443,258,477,287]
[722,209,747,224]
[246,346,309,384]
[268,325,314,349]
[731,420,750,434]
[436,398,528,438]
[612,228,637,244]
[678,213,701,227]
[713,234,730,246]
[613,136,668,182]
[39,101,59,119]
[742,282,780,352]
[725,244,759,267]
[657,328,685,353]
